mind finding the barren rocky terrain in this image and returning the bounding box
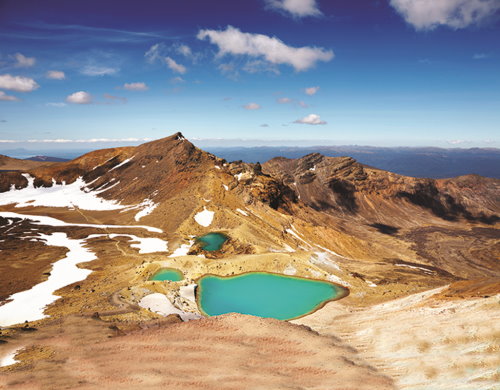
[0,133,498,389]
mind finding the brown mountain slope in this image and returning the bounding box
[0,155,57,171]
[263,153,500,280]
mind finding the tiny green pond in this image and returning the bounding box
[150,268,184,282]
[196,232,228,251]
[197,272,347,321]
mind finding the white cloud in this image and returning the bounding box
[389,0,500,30]
[46,102,67,107]
[243,102,261,110]
[0,91,19,101]
[165,57,187,74]
[170,76,185,84]
[81,65,118,76]
[66,91,92,104]
[473,53,490,59]
[265,0,322,18]
[46,70,66,80]
[12,53,36,67]
[177,44,192,57]
[277,97,292,104]
[294,113,326,125]
[0,74,39,92]
[122,82,149,91]
[197,26,333,72]
[260,123,270,127]
[305,86,319,95]
[298,100,308,108]
[242,59,280,74]
[145,43,164,63]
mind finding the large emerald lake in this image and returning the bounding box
[197,272,347,320]
[196,232,228,251]
[150,268,184,282]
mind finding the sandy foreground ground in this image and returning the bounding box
[295,287,500,390]
[0,313,395,390]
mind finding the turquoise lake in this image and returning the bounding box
[197,272,347,320]
[197,232,228,251]
[150,268,184,282]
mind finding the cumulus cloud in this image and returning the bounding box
[165,57,187,74]
[389,0,500,30]
[46,102,67,107]
[265,0,322,18]
[122,82,149,91]
[197,26,333,72]
[66,91,92,104]
[12,52,36,67]
[0,91,19,101]
[243,102,261,110]
[304,86,319,95]
[277,97,293,104]
[0,74,39,92]
[294,113,327,125]
[81,65,118,76]
[46,70,66,80]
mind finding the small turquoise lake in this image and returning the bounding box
[197,272,348,320]
[150,268,184,282]
[197,232,228,251]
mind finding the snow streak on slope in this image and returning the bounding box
[0,211,162,233]
[0,233,94,326]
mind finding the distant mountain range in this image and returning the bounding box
[203,146,500,179]
[24,156,70,162]
[1,145,499,179]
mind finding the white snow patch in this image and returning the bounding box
[139,293,200,321]
[283,244,295,252]
[214,165,221,170]
[223,184,229,191]
[283,265,297,275]
[179,284,197,303]
[109,156,134,172]
[0,232,95,326]
[235,172,244,181]
[0,346,23,367]
[134,199,158,221]
[315,243,347,259]
[396,263,434,274]
[309,165,316,171]
[0,211,162,233]
[169,240,194,257]
[365,280,377,287]
[87,234,168,254]
[286,225,312,248]
[0,175,126,211]
[194,207,214,227]
[236,208,248,216]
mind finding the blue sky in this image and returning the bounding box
[0,0,499,150]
